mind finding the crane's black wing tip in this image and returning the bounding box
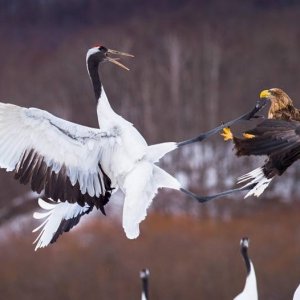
[50,205,94,244]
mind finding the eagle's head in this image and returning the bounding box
[260,88,293,106]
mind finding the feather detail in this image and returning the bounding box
[0,102,112,209]
[33,198,93,250]
[237,167,273,198]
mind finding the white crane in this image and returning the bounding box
[0,45,264,250]
[234,237,258,300]
[140,269,150,300]
[294,284,300,300]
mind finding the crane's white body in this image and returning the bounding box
[294,284,300,300]
[0,46,184,250]
[234,261,258,300]
[30,86,180,248]
[0,87,180,249]
[94,87,180,239]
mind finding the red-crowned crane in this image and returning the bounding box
[294,284,300,300]
[0,45,265,250]
[234,237,258,300]
[140,269,150,300]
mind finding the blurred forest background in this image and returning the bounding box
[0,0,300,299]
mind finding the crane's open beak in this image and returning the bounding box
[106,49,134,71]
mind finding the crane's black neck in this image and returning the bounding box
[87,58,102,101]
[241,245,251,275]
[141,275,149,299]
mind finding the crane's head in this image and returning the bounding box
[240,237,249,250]
[86,45,134,71]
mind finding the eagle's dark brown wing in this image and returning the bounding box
[194,119,300,202]
[233,119,300,179]
[233,119,300,157]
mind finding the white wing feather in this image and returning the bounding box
[0,103,108,197]
[237,167,273,198]
[33,198,91,250]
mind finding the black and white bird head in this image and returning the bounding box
[140,269,150,300]
[140,268,150,279]
[86,45,134,71]
[234,237,258,300]
[240,237,250,268]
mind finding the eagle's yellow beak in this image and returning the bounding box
[260,89,271,99]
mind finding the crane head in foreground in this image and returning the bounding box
[140,269,150,300]
[0,44,267,250]
[87,45,133,71]
[234,237,258,300]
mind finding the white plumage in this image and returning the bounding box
[33,198,91,250]
[31,75,181,247]
[234,261,258,300]
[237,167,273,198]
[294,284,300,300]
[0,45,191,249]
[0,103,107,196]
[1,45,247,249]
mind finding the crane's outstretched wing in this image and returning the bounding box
[0,103,112,212]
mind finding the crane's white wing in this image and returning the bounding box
[0,102,112,209]
[33,198,93,250]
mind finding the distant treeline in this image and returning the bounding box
[0,0,300,221]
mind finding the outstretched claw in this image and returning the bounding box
[221,127,233,141]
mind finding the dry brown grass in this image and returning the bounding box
[0,202,299,299]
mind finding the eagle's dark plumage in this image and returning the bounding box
[229,88,300,197]
[234,119,300,178]
[197,88,300,202]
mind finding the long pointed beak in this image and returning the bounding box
[107,49,134,57]
[106,48,134,71]
[107,57,130,71]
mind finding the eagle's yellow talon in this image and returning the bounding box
[221,127,233,141]
[243,133,255,139]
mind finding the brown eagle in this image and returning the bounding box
[192,88,300,203]
[220,88,300,198]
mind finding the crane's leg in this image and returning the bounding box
[180,183,257,203]
[177,99,267,147]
